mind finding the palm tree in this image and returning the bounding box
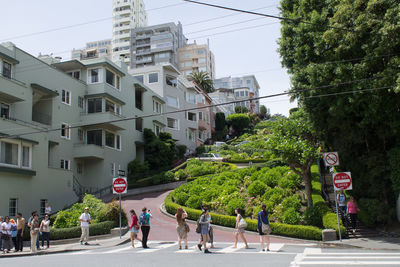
[188,71,214,93]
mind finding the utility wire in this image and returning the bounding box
[182,0,355,32]
[0,79,391,139]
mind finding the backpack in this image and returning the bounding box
[139,213,147,225]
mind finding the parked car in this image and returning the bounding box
[214,141,227,146]
[195,153,226,162]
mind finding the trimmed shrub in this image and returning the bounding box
[322,213,346,238]
[247,180,268,197]
[281,207,301,225]
[226,197,246,215]
[186,195,203,209]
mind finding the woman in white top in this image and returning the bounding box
[2,216,13,253]
[45,202,52,215]
[233,208,249,249]
[40,214,51,249]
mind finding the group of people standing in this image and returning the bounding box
[129,208,152,248]
[0,207,51,254]
[337,190,360,232]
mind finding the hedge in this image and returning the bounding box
[23,221,116,241]
[165,192,322,240]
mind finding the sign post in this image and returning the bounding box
[332,172,353,242]
[113,175,127,239]
[323,152,339,166]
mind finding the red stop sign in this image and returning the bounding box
[333,172,352,190]
[113,177,127,194]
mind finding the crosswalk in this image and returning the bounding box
[290,248,400,266]
[70,241,286,255]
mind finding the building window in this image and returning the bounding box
[61,90,71,105]
[187,129,195,142]
[148,73,158,83]
[166,76,177,87]
[240,91,245,97]
[198,112,203,121]
[186,92,196,104]
[136,117,143,132]
[78,128,84,141]
[198,49,206,55]
[78,96,84,109]
[111,163,116,177]
[87,98,102,113]
[235,92,239,97]
[22,145,31,168]
[153,100,162,113]
[198,58,206,63]
[9,198,17,217]
[0,141,18,166]
[40,199,48,216]
[105,100,121,115]
[88,68,100,83]
[167,118,178,130]
[2,61,12,79]
[245,91,249,96]
[188,112,196,121]
[105,131,121,150]
[77,163,83,174]
[61,123,71,139]
[135,89,143,110]
[106,69,120,90]
[67,70,80,80]
[60,159,71,170]
[133,75,144,83]
[87,130,102,146]
[166,96,179,108]
[154,124,162,136]
[0,103,10,119]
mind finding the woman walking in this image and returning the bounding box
[233,208,248,249]
[129,209,141,248]
[1,216,13,253]
[40,214,50,249]
[347,196,360,233]
[257,204,271,252]
[30,214,40,253]
[197,207,211,253]
[175,207,189,250]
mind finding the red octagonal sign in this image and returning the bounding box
[113,177,127,194]
[333,172,352,191]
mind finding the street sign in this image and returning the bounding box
[113,177,127,194]
[333,172,352,191]
[323,152,339,166]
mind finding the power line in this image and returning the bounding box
[182,0,355,32]
[0,78,391,139]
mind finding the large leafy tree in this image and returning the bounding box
[267,110,320,207]
[189,71,214,93]
[279,0,400,216]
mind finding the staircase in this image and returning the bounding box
[318,160,381,239]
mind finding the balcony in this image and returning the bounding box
[135,57,152,64]
[136,49,151,56]
[80,111,125,131]
[135,34,151,40]
[73,144,105,160]
[0,74,26,103]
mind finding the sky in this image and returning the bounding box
[0,0,297,116]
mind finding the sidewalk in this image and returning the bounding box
[325,236,400,251]
[0,231,131,258]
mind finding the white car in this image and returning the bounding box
[214,141,227,146]
[195,153,225,162]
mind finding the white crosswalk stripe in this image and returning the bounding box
[290,248,400,266]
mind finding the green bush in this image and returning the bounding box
[186,195,203,209]
[304,201,330,227]
[322,212,346,238]
[97,201,128,227]
[226,198,246,215]
[358,198,393,227]
[174,192,190,206]
[247,180,268,197]
[281,195,301,211]
[281,207,301,225]
[174,169,187,180]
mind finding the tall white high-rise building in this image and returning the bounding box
[112,0,148,65]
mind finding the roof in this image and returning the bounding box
[31,83,59,97]
[52,60,85,71]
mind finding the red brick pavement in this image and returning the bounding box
[122,191,305,244]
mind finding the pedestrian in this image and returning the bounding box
[45,202,52,215]
[79,207,91,245]
[175,207,189,250]
[1,216,13,253]
[10,219,17,251]
[197,207,211,253]
[139,207,152,248]
[0,216,3,251]
[129,209,141,248]
[27,211,40,250]
[40,214,50,249]
[337,190,347,223]
[16,213,25,252]
[347,196,360,233]
[233,208,249,249]
[257,204,271,252]
[200,215,214,248]
[30,214,40,253]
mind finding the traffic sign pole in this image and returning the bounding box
[119,194,122,239]
[112,175,127,239]
[334,191,342,242]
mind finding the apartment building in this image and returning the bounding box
[71,39,112,61]
[208,88,236,117]
[128,64,199,153]
[0,42,163,217]
[192,82,214,146]
[214,75,261,113]
[112,0,148,65]
[178,41,215,80]
[130,22,187,70]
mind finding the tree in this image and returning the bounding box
[188,71,214,93]
[213,112,228,140]
[267,110,320,207]
[279,0,400,217]
[235,106,249,114]
[226,114,250,136]
[259,105,270,120]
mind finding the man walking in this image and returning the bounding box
[79,207,91,245]
[139,207,152,248]
[16,213,25,252]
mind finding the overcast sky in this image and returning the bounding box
[1,0,297,116]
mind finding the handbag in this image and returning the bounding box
[195,219,201,234]
[261,223,272,234]
[184,222,190,233]
[238,218,247,229]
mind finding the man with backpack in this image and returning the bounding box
[139,207,152,248]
